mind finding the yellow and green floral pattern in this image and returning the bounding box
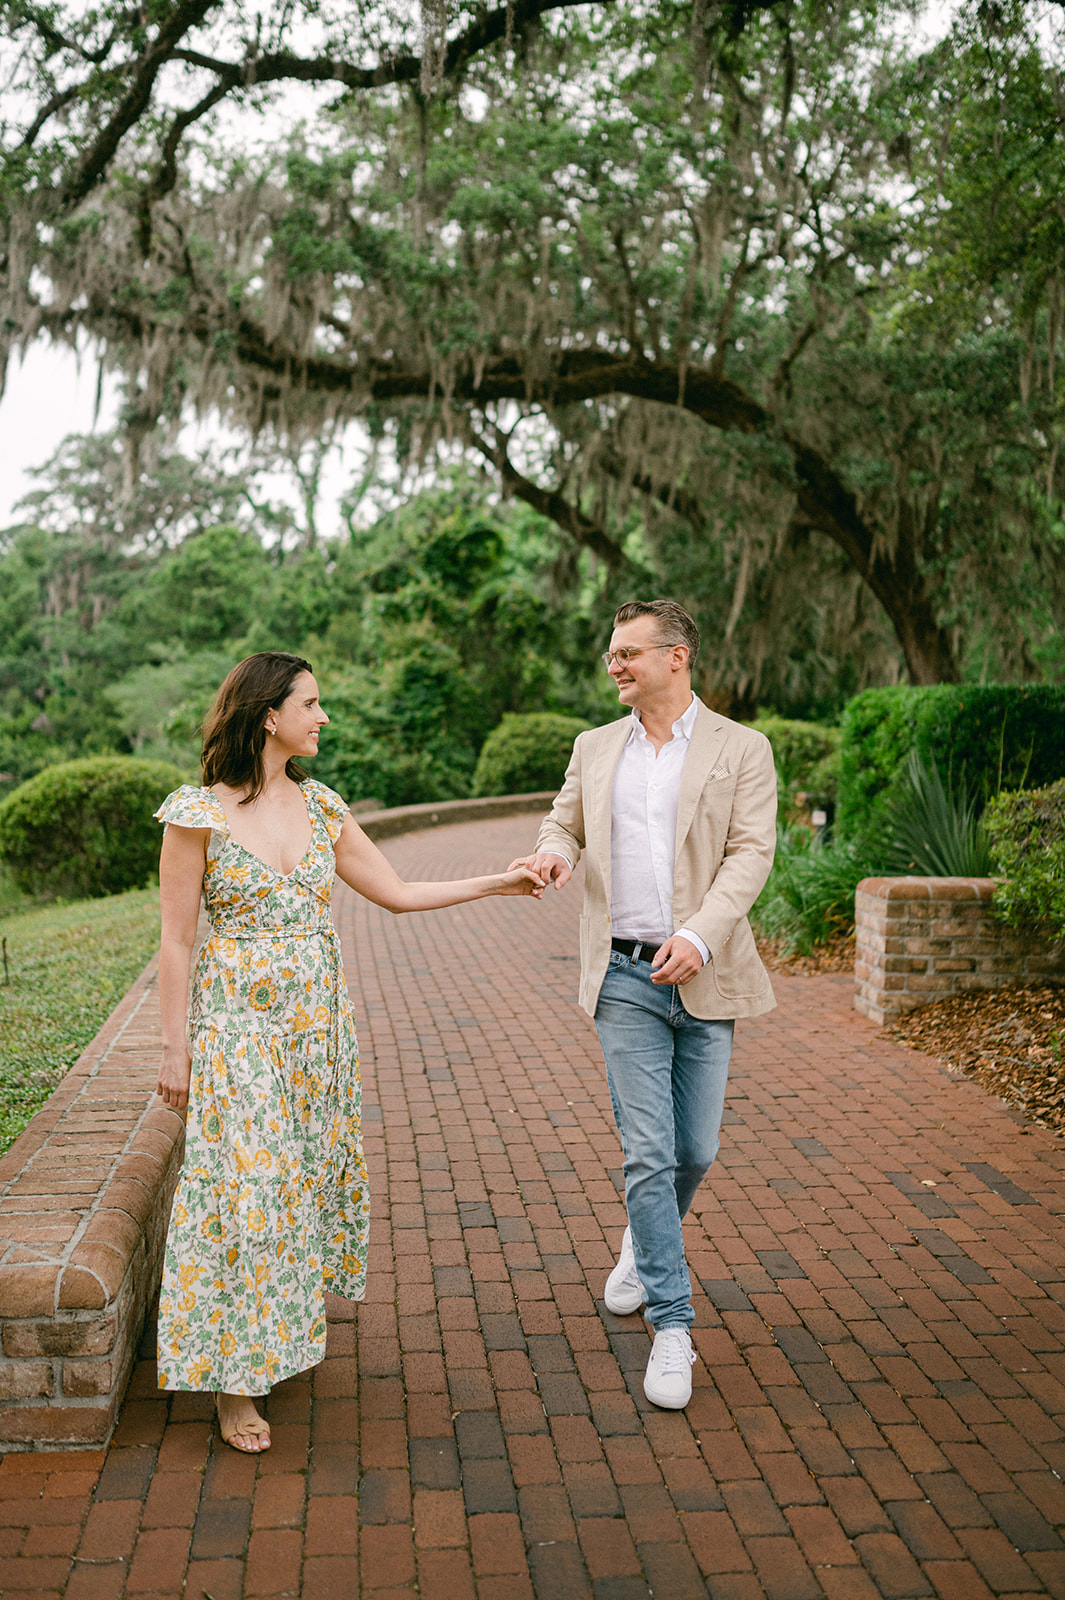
[154,779,369,1394]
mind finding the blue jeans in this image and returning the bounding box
[594,951,734,1331]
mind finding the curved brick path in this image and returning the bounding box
[5,814,1065,1599]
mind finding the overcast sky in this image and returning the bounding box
[0,342,121,526]
[0,339,371,538]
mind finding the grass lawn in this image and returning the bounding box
[0,889,161,1157]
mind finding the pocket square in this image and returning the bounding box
[707,764,731,781]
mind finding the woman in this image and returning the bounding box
[155,651,543,1452]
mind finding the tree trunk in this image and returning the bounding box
[615,359,962,683]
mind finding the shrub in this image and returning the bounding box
[837,684,1065,837]
[0,757,186,900]
[472,713,591,798]
[751,828,882,954]
[985,778,1065,939]
[878,752,994,877]
[310,680,477,809]
[0,714,69,788]
[750,715,842,800]
[752,752,997,954]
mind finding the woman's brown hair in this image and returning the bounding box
[201,652,314,804]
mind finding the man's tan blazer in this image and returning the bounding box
[536,698,777,1020]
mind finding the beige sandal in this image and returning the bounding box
[215,1393,271,1453]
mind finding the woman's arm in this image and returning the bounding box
[157,824,208,1112]
[332,814,545,911]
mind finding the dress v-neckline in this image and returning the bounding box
[208,783,316,881]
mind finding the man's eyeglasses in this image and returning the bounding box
[601,645,675,668]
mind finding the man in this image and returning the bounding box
[512,600,776,1409]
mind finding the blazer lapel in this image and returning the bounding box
[674,700,729,863]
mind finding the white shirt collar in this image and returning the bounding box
[628,693,699,746]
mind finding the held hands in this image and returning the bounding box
[507,852,571,891]
[650,935,704,986]
[157,1044,192,1113]
[496,865,548,897]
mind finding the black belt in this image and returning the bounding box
[611,937,660,962]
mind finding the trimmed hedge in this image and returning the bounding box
[750,715,841,804]
[985,778,1065,939]
[0,756,186,900]
[472,713,591,798]
[837,685,1065,837]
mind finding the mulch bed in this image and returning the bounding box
[886,984,1065,1134]
[758,932,856,976]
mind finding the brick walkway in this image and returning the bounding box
[5,814,1065,1599]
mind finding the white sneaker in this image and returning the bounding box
[604,1226,645,1315]
[643,1328,696,1409]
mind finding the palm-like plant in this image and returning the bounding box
[879,751,994,878]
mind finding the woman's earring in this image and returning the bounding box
[267,724,276,735]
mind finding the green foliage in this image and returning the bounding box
[837,685,1065,836]
[752,830,882,955]
[0,889,161,1155]
[0,712,68,789]
[0,433,282,781]
[118,525,275,652]
[878,753,994,878]
[8,0,1065,708]
[472,714,592,798]
[312,647,483,809]
[986,778,1065,939]
[750,715,841,814]
[754,747,1000,954]
[0,445,616,805]
[0,757,185,900]
[105,649,236,767]
[301,488,614,807]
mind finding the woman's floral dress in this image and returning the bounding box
[154,779,369,1395]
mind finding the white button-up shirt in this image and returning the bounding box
[609,695,709,965]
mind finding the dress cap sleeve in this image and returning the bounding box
[303,779,350,843]
[155,786,228,831]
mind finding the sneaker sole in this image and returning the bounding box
[643,1380,691,1409]
[604,1268,645,1314]
[604,1285,645,1315]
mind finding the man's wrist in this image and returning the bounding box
[674,929,710,966]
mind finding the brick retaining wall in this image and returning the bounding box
[0,790,554,1449]
[0,957,184,1447]
[854,876,1065,1026]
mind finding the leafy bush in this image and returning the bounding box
[750,715,842,799]
[472,713,591,798]
[751,828,882,954]
[753,752,996,954]
[837,685,1065,837]
[985,778,1065,939]
[0,713,69,788]
[0,757,186,899]
[878,752,994,877]
[313,704,471,811]
[311,648,483,809]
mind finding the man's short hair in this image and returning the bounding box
[613,600,700,667]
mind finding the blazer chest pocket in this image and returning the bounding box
[701,766,737,806]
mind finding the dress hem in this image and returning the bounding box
[159,1345,328,1396]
